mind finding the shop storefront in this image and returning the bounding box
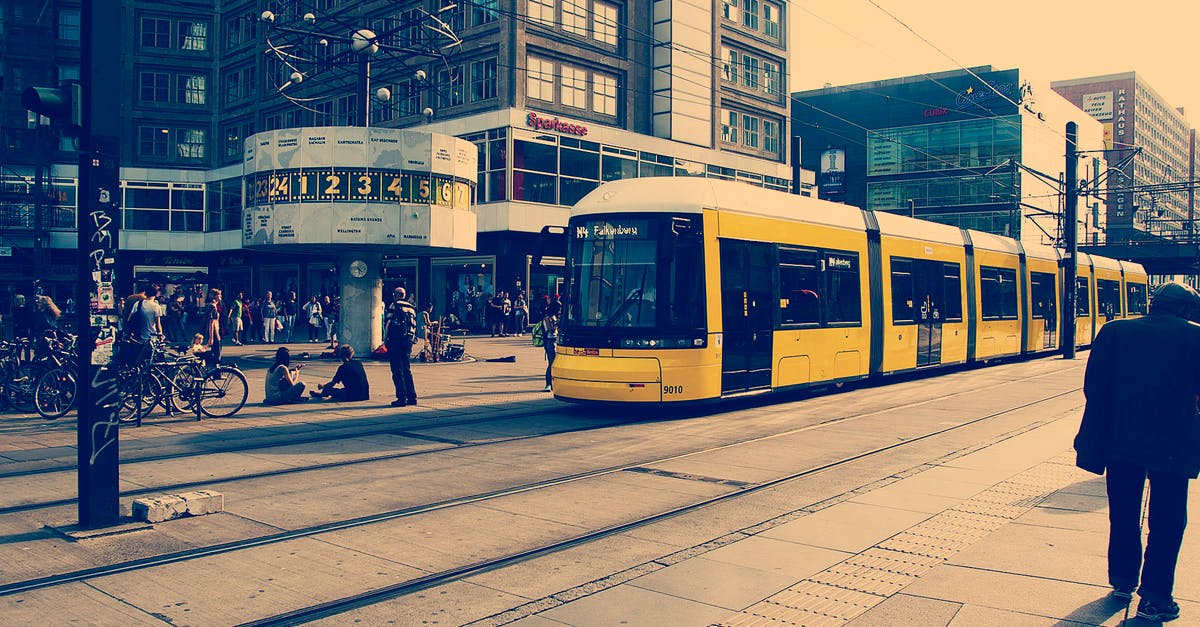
[432,257,495,330]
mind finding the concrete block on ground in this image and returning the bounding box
[132,490,224,523]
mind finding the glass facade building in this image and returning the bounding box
[793,66,1107,244]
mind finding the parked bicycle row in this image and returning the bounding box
[0,331,248,424]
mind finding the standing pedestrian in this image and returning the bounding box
[302,295,323,343]
[281,292,297,343]
[1074,281,1200,622]
[322,295,337,347]
[262,291,278,344]
[541,300,559,392]
[513,291,528,335]
[203,289,223,368]
[384,287,418,407]
[166,294,185,343]
[228,292,245,346]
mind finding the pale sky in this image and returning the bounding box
[790,1,1199,119]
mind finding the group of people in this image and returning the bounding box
[115,287,343,349]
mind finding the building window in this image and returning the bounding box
[721,109,738,143]
[178,75,207,105]
[763,119,779,154]
[593,1,618,45]
[399,80,421,116]
[57,64,80,83]
[562,0,588,35]
[470,58,497,102]
[224,14,256,50]
[139,126,169,158]
[593,73,617,115]
[742,114,759,148]
[472,0,498,26]
[140,72,170,103]
[223,125,241,158]
[176,129,206,159]
[437,66,464,108]
[178,21,208,51]
[224,70,242,104]
[58,9,80,40]
[529,0,555,26]
[742,54,759,91]
[562,65,587,109]
[336,94,359,125]
[723,48,739,82]
[742,0,759,29]
[722,0,740,22]
[763,2,780,40]
[528,57,554,101]
[762,61,781,96]
[141,18,171,48]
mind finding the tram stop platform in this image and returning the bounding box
[0,338,1195,626]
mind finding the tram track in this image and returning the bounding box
[0,376,1081,605]
[0,365,1070,518]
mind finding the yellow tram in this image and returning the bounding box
[551,178,1149,404]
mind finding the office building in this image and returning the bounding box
[1052,72,1197,243]
[792,66,1107,246]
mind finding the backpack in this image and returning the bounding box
[531,321,545,347]
[124,300,147,341]
[387,303,418,344]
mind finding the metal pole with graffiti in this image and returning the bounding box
[75,0,122,528]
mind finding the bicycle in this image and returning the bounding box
[114,336,248,425]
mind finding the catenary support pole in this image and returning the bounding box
[1063,122,1078,360]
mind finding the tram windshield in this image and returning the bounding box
[565,214,705,333]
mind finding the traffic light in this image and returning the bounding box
[21,82,82,135]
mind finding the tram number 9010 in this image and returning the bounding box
[663,385,684,395]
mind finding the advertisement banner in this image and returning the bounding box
[820,148,846,193]
[1083,92,1114,121]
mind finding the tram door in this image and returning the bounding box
[720,240,774,394]
[914,260,944,367]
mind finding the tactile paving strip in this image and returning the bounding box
[713,455,1092,626]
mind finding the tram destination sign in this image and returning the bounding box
[573,219,648,240]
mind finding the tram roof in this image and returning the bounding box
[1118,259,1148,277]
[966,229,1020,255]
[572,178,867,232]
[1090,254,1123,271]
[1022,241,1062,263]
[872,210,967,247]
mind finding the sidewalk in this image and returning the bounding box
[511,416,1199,626]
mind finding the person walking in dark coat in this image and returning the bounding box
[1075,281,1200,622]
[384,287,418,407]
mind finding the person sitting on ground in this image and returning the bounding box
[263,346,308,405]
[310,345,370,402]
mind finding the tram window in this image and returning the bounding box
[1076,277,1090,316]
[1030,271,1056,319]
[779,248,820,325]
[980,266,1018,320]
[825,251,861,324]
[1097,279,1121,319]
[890,258,915,323]
[1127,283,1148,315]
[941,263,962,322]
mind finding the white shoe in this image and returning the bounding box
[543,385,552,392]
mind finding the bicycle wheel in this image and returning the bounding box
[116,370,145,425]
[5,363,37,413]
[197,367,248,418]
[168,361,205,413]
[34,367,77,419]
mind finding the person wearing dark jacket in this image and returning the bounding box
[384,287,418,407]
[310,345,369,401]
[1075,281,1200,622]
